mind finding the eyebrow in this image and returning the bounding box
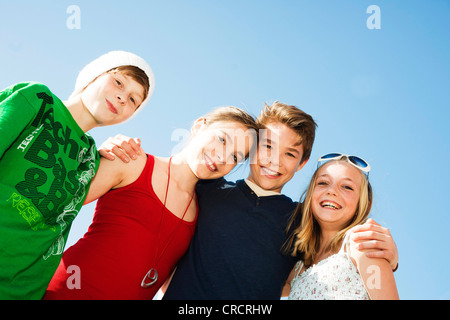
[262,138,300,155]
[318,174,356,183]
[286,147,300,155]
[261,137,276,147]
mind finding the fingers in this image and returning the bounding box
[351,236,395,266]
[120,135,142,156]
[352,237,391,250]
[115,136,141,160]
[350,228,392,254]
[351,223,391,240]
[351,229,391,243]
[98,135,142,163]
[350,221,399,270]
[365,248,397,270]
[99,148,116,161]
[364,249,393,262]
[111,144,133,163]
[134,137,142,147]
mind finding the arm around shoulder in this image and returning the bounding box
[349,238,399,300]
[84,152,147,204]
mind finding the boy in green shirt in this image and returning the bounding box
[0,50,155,299]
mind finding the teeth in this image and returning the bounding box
[321,201,340,209]
[204,154,217,172]
[261,166,279,176]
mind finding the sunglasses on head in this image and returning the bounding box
[317,153,371,174]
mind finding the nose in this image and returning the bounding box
[116,93,126,105]
[210,147,225,165]
[216,153,225,164]
[270,153,280,170]
[258,144,280,171]
[326,184,338,196]
[263,152,280,172]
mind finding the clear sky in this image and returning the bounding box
[1,0,448,300]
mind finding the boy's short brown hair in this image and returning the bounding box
[256,101,317,164]
[109,66,150,106]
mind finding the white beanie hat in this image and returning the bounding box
[70,50,155,122]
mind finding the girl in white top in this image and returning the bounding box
[284,154,399,300]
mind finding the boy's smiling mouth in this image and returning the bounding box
[260,166,280,178]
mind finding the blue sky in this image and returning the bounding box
[1,0,448,300]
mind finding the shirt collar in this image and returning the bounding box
[244,179,281,197]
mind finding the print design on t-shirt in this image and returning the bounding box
[5,91,97,260]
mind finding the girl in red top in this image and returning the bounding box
[44,106,257,299]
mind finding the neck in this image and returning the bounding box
[317,223,341,254]
[63,95,97,133]
[245,173,285,193]
[169,152,200,194]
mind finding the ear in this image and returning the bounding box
[296,158,309,172]
[191,117,207,135]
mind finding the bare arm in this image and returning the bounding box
[281,266,297,298]
[349,237,399,300]
[84,151,147,204]
[160,267,176,295]
[350,219,399,270]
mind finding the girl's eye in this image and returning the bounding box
[286,152,295,158]
[263,144,272,149]
[317,181,328,186]
[343,185,354,191]
[218,136,225,144]
[130,97,136,104]
[233,154,238,163]
[115,79,122,87]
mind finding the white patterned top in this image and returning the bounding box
[288,232,370,300]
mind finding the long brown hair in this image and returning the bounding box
[284,159,373,267]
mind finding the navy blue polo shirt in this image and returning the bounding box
[163,178,299,300]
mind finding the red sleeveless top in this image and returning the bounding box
[44,154,198,299]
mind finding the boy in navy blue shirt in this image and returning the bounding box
[163,102,315,299]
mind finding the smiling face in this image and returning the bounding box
[311,161,364,230]
[185,120,255,180]
[247,121,307,193]
[81,71,145,126]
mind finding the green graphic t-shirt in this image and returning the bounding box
[0,82,100,299]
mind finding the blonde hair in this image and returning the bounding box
[204,106,258,131]
[284,159,373,267]
[257,101,317,164]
